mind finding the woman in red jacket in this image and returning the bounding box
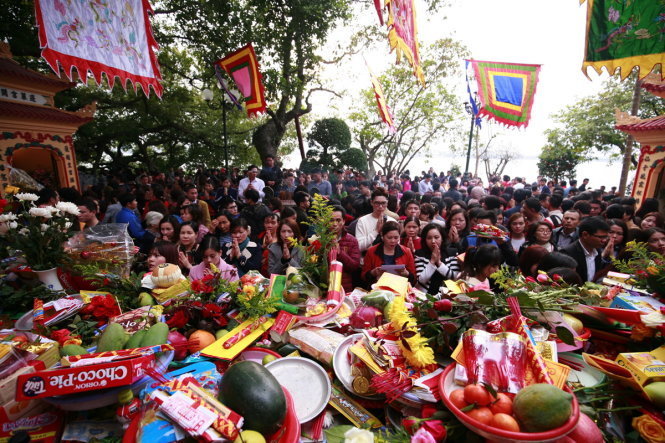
[362,221,416,286]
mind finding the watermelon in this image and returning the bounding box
[219,360,286,434]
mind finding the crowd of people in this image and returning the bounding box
[39,158,665,294]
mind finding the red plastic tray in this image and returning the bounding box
[439,363,580,442]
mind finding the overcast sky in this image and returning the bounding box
[285,0,625,184]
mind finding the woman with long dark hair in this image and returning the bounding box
[362,221,416,286]
[414,223,460,294]
[267,220,304,275]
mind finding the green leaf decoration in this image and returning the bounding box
[325,425,355,443]
[555,326,576,346]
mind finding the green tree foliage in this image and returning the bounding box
[543,75,664,163]
[338,148,368,172]
[153,0,352,163]
[537,133,585,182]
[349,38,468,175]
[1,0,446,173]
[304,118,352,171]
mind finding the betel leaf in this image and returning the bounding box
[555,326,576,346]
[468,290,494,305]
[482,382,498,399]
[325,425,355,443]
[401,330,417,339]
[515,290,537,307]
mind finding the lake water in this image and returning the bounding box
[404,155,627,190]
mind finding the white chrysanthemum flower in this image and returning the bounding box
[0,213,17,222]
[29,208,52,219]
[64,221,72,229]
[46,205,59,214]
[8,221,18,229]
[15,193,38,202]
[19,228,29,236]
[344,428,374,443]
[56,202,79,216]
[41,223,49,232]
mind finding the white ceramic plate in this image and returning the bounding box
[266,356,331,423]
[332,333,383,400]
[560,352,606,388]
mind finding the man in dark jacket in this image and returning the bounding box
[560,216,610,282]
[331,206,361,293]
[443,178,462,202]
[240,189,272,240]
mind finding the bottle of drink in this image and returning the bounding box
[116,388,140,429]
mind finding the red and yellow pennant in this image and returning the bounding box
[367,63,396,134]
[215,44,267,118]
[385,0,424,86]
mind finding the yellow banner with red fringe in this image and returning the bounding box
[581,0,665,80]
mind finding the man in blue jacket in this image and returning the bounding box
[115,193,154,251]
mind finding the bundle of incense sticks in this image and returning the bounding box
[507,296,554,384]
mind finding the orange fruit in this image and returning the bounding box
[449,389,468,410]
[187,330,216,353]
[490,393,513,415]
[490,413,520,432]
[466,406,493,425]
[464,384,492,406]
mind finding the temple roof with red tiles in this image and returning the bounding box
[640,73,665,99]
[0,100,93,126]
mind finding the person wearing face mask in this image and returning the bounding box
[189,235,239,282]
[221,218,262,276]
[362,221,416,286]
[238,165,265,203]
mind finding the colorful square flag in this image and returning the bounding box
[34,0,163,97]
[468,60,541,128]
[215,44,267,118]
[582,0,665,80]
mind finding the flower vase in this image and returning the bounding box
[35,267,64,291]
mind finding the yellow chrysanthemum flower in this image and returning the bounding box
[388,296,435,369]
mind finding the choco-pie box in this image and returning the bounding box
[15,354,154,401]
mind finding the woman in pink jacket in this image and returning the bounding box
[189,235,239,283]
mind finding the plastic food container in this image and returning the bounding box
[296,288,345,323]
[439,363,580,443]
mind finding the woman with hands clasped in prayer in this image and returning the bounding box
[221,218,262,277]
[177,221,201,275]
[267,220,304,275]
[445,208,469,253]
[400,216,422,253]
[188,235,239,282]
[415,223,461,294]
